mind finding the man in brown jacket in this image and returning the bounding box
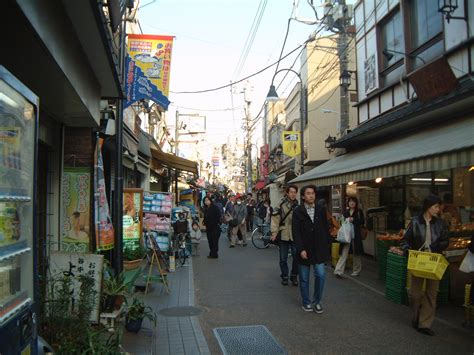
[271,185,299,286]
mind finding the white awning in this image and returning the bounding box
[291,118,474,186]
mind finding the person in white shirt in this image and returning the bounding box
[190,221,202,256]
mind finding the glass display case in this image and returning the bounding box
[0,66,38,354]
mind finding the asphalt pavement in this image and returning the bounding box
[193,231,474,355]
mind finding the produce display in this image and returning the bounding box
[446,237,471,250]
[376,230,404,241]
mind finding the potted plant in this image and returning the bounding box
[101,272,130,313]
[125,297,157,333]
[123,245,147,270]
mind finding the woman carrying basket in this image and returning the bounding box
[401,194,449,336]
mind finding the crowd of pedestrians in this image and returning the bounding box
[199,185,450,336]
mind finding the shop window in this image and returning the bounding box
[381,10,405,69]
[407,0,443,68]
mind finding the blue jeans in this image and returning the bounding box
[298,263,326,306]
[279,241,298,280]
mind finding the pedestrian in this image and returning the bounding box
[263,198,272,234]
[292,185,332,313]
[246,193,255,232]
[190,221,202,256]
[401,194,449,336]
[203,196,221,259]
[230,195,248,247]
[334,196,365,278]
[271,185,299,286]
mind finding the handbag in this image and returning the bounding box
[360,227,369,240]
[336,220,353,244]
[459,250,474,273]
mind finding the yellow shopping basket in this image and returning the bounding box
[407,250,449,280]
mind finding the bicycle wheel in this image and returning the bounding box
[251,227,271,249]
[177,248,186,266]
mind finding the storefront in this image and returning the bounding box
[291,118,473,303]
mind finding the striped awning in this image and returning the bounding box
[291,118,474,186]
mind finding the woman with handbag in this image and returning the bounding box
[334,196,365,278]
[203,196,221,259]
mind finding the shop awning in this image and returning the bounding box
[150,147,198,175]
[291,118,474,186]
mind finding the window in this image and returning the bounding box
[381,10,405,69]
[410,0,442,48]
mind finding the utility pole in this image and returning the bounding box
[336,0,350,136]
[174,109,179,156]
[244,87,252,193]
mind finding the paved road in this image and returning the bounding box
[193,232,474,354]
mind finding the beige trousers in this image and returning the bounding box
[334,243,362,275]
[409,274,439,329]
[231,223,247,246]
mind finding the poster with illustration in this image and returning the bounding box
[123,188,143,250]
[61,168,90,253]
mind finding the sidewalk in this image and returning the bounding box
[121,258,210,355]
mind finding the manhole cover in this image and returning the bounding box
[213,325,286,355]
[159,306,203,317]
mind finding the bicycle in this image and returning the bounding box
[251,223,272,249]
[172,232,190,267]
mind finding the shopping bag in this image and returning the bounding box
[459,251,474,273]
[336,221,353,244]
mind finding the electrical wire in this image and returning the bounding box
[171,44,304,94]
[274,18,293,77]
[173,105,245,112]
[232,0,268,81]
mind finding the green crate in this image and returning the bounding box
[387,253,407,266]
[385,286,408,305]
[386,274,407,290]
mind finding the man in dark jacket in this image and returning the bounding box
[292,185,331,314]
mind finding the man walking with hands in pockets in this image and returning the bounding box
[292,185,332,313]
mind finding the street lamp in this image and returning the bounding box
[324,135,336,153]
[266,68,306,175]
[438,0,466,22]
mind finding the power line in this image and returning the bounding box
[170,44,304,94]
[232,0,268,81]
[173,105,245,112]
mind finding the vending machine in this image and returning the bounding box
[0,66,38,354]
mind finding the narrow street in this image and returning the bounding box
[193,233,474,354]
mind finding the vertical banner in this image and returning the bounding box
[125,34,174,110]
[123,188,144,250]
[259,144,269,178]
[94,138,114,250]
[282,131,301,157]
[61,168,90,253]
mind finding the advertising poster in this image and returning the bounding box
[259,144,269,178]
[123,188,143,250]
[125,34,174,110]
[282,131,301,157]
[61,168,90,253]
[94,138,114,251]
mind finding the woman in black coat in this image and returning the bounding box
[203,196,221,259]
[334,196,365,277]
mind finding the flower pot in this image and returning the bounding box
[102,295,116,313]
[123,259,142,270]
[125,318,143,333]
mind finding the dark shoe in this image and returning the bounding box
[229,245,235,248]
[290,276,298,286]
[314,303,323,314]
[242,243,247,247]
[301,304,313,312]
[411,320,418,330]
[335,273,343,279]
[281,279,289,286]
[207,255,218,259]
[417,328,434,336]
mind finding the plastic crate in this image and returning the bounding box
[407,250,449,280]
[386,274,407,290]
[385,284,408,305]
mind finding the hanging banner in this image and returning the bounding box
[259,144,269,178]
[123,188,144,250]
[282,131,301,157]
[61,168,90,253]
[94,138,114,250]
[125,34,174,110]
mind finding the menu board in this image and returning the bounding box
[123,188,143,250]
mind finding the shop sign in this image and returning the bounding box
[259,144,269,178]
[125,34,174,110]
[61,168,90,253]
[282,131,301,157]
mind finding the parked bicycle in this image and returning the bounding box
[171,232,189,266]
[251,223,272,249]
